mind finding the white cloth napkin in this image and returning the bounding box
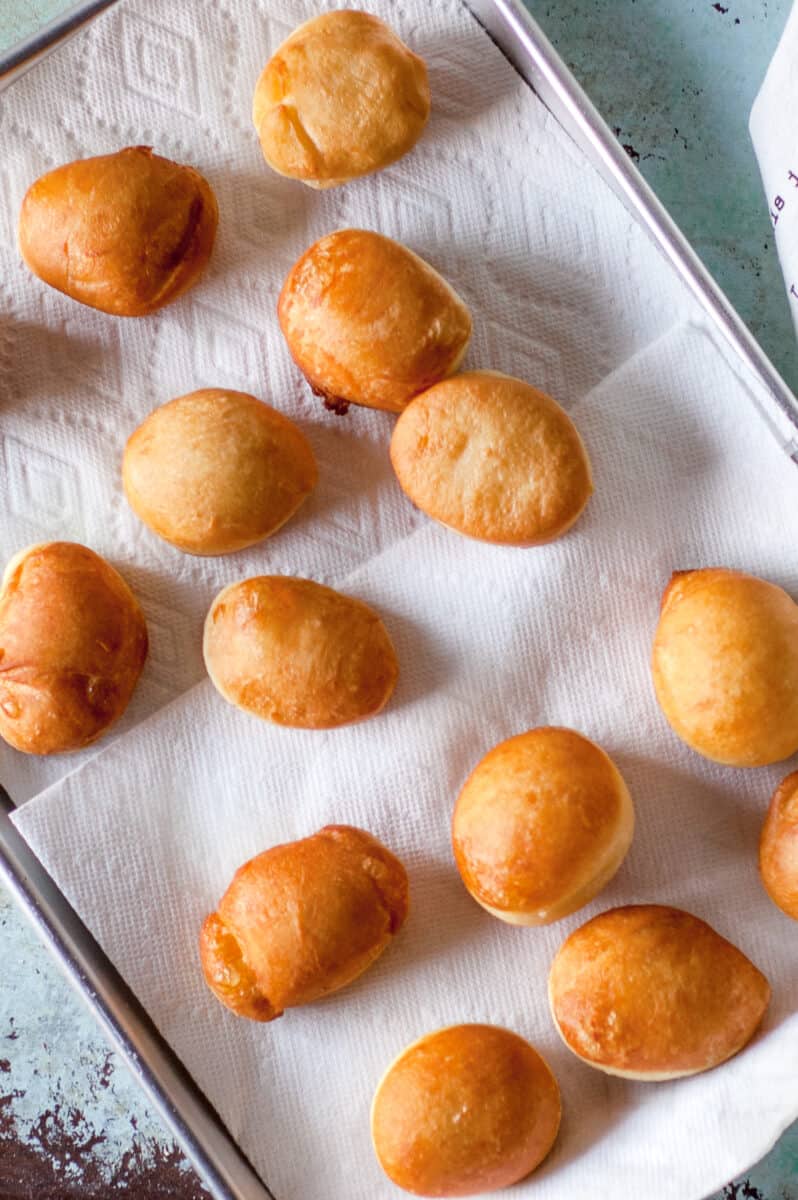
[751,0,798,336]
[5,0,798,1196]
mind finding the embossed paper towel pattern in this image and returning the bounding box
[6,0,798,1196]
[15,320,798,1200]
[0,0,692,803]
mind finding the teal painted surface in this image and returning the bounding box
[524,0,798,393]
[2,0,798,1195]
[0,0,78,48]
[0,887,197,1187]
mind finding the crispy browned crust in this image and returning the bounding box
[651,567,798,766]
[123,389,317,555]
[371,1024,560,1196]
[549,905,770,1079]
[0,542,148,755]
[19,146,218,316]
[308,380,351,416]
[278,229,472,413]
[203,575,398,728]
[200,825,409,1021]
[390,371,593,545]
[452,727,633,924]
[252,11,430,187]
[760,770,798,920]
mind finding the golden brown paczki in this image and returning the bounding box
[759,770,798,920]
[548,905,770,1080]
[278,229,472,414]
[391,371,593,544]
[651,567,798,766]
[123,389,317,555]
[19,146,218,315]
[203,575,398,728]
[200,825,408,1020]
[452,727,634,925]
[371,1024,561,1196]
[252,10,430,188]
[0,542,148,755]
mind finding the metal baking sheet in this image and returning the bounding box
[469,0,798,463]
[2,3,798,1198]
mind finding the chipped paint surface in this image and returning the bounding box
[0,886,207,1195]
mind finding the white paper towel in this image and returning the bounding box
[14,327,798,1200]
[5,0,798,1196]
[0,0,696,804]
[751,0,798,336]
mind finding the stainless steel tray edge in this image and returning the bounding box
[468,0,798,465]
[0,785,275,1200]
[0,0,117,90]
